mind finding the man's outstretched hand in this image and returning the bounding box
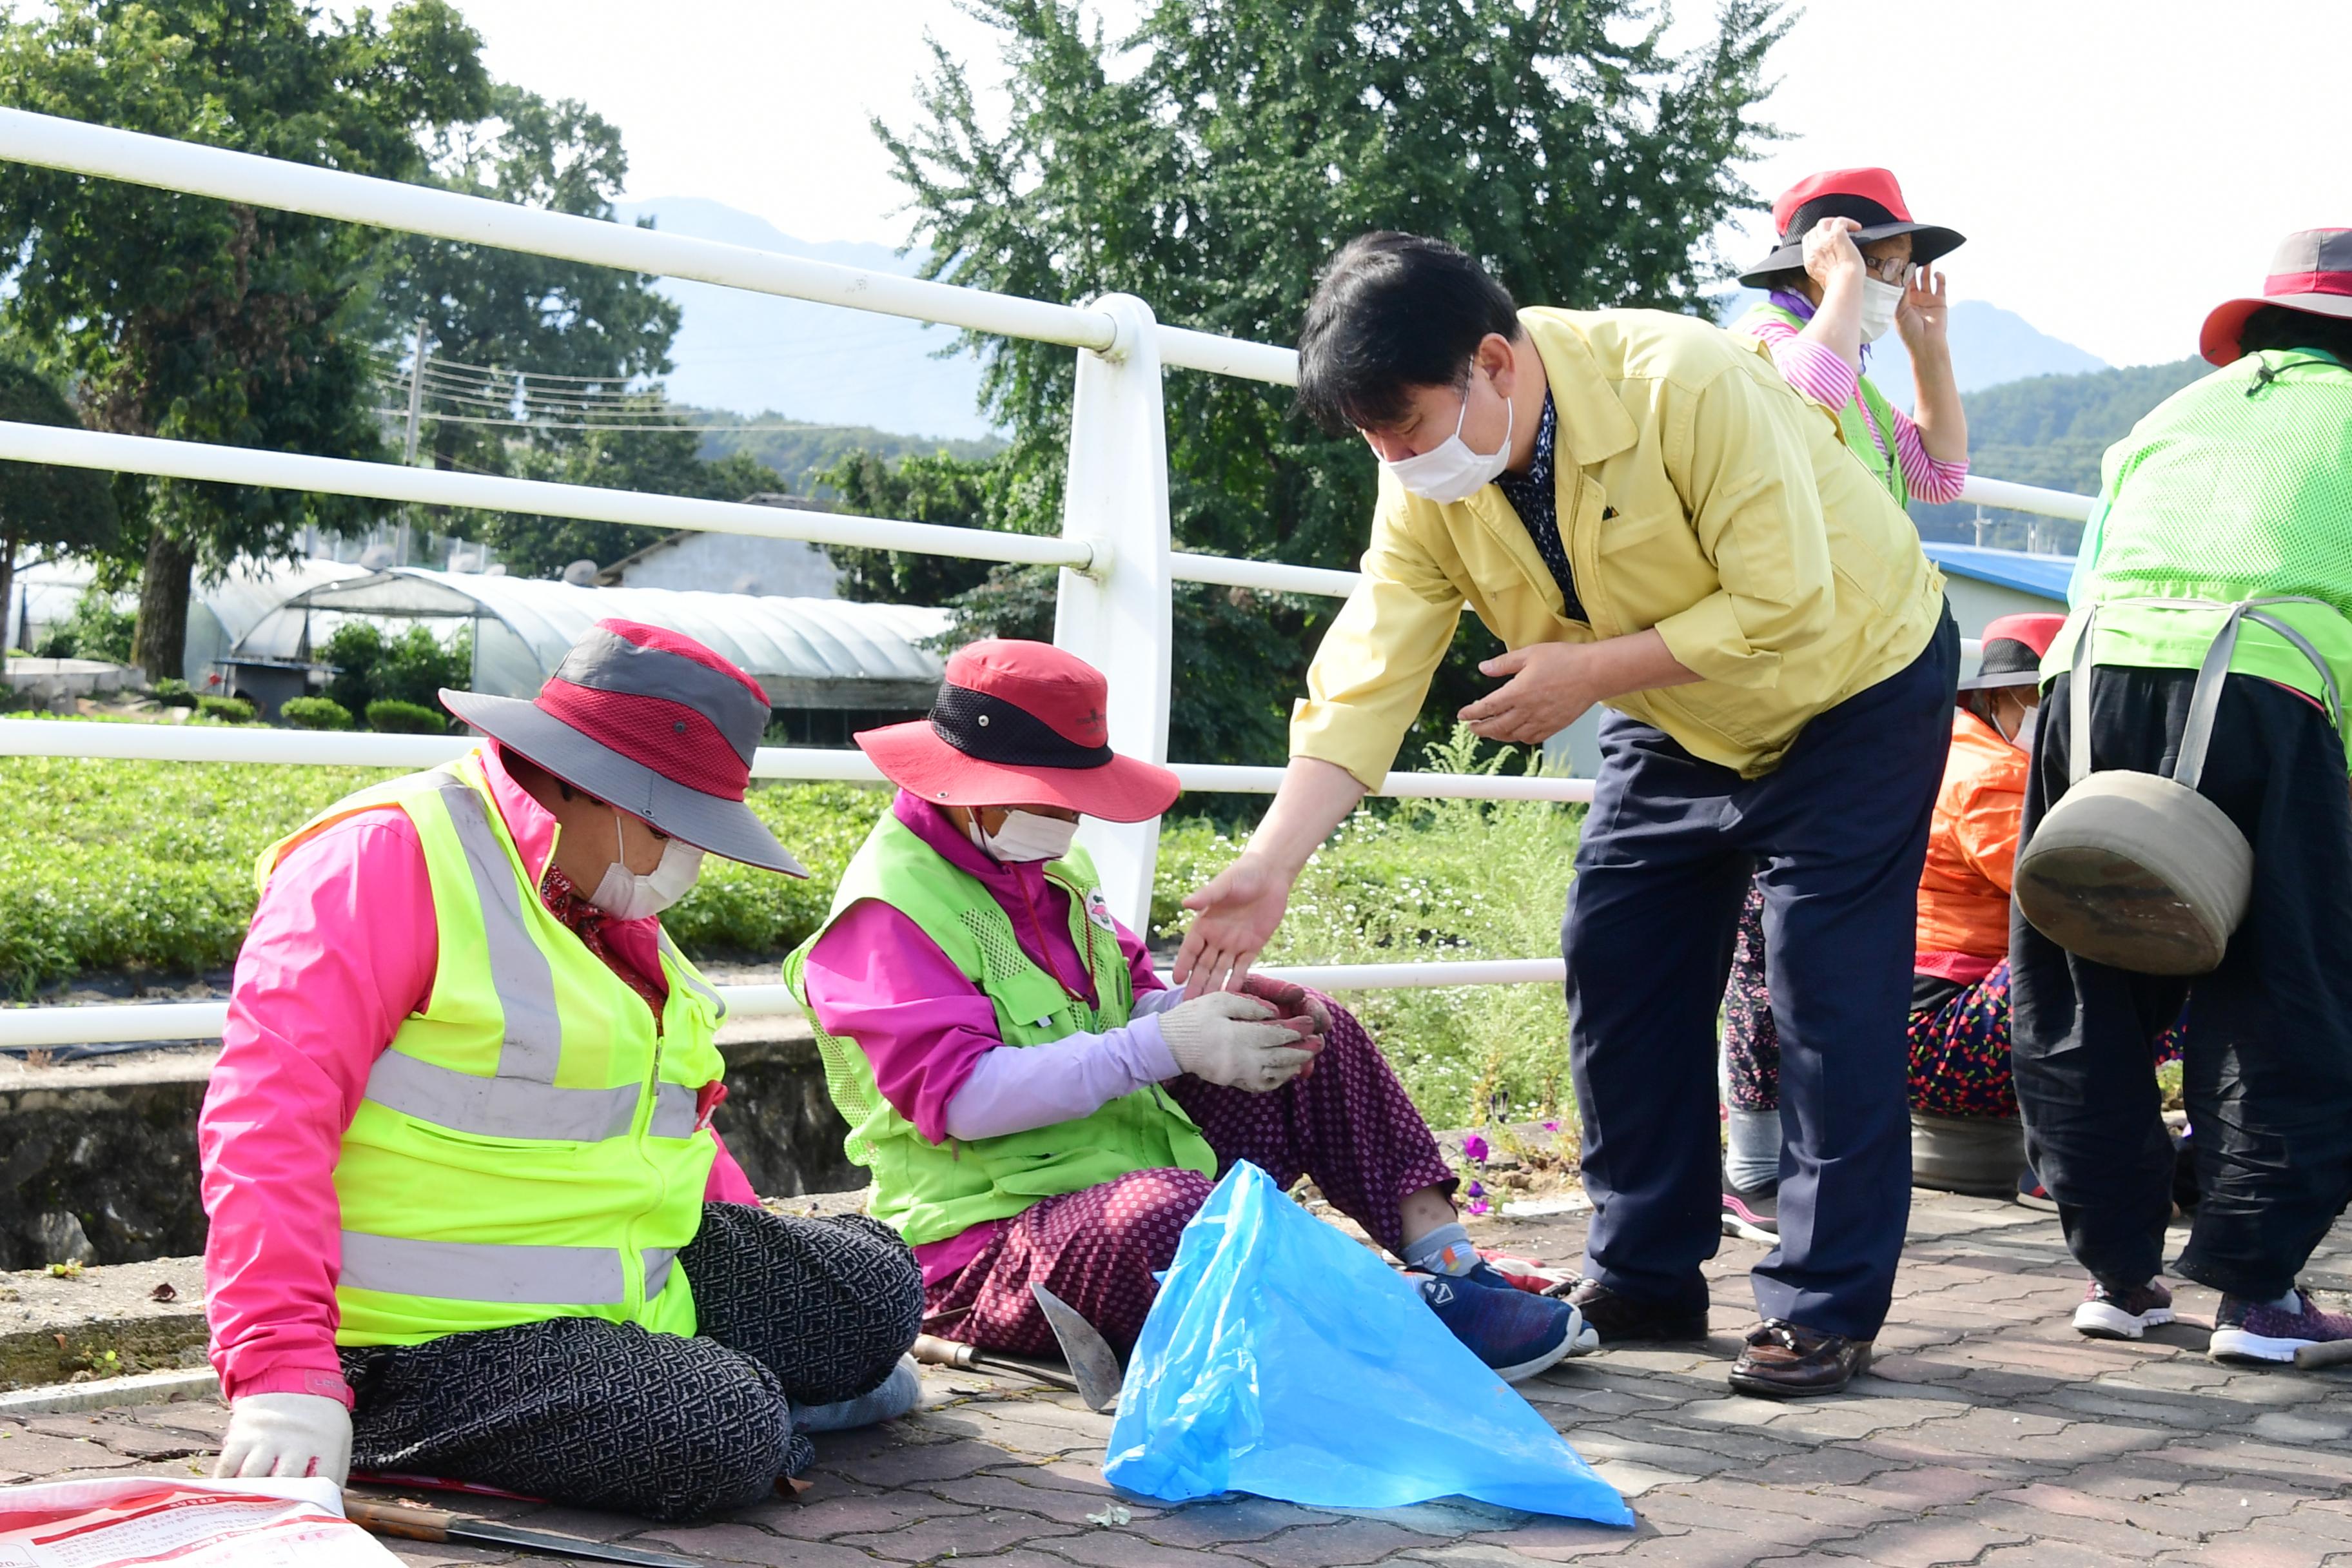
[1174,855,1293,998]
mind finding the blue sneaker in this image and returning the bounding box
[1418,1273,1597,1381]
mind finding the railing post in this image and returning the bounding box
[1053,293,1172,935]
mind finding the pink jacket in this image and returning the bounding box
[198,743,756,1409]
[798,792,1179,1286]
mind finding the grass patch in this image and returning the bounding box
[1153,730,1578,1127]
[5,730,1573,1129]
[0,754,890,996]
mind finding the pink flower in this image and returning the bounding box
[1465,1198,1491,1217]
[1460,1134,1490,1164]
[1466,1180,1485,1199]
[1542,1120,1561,1133]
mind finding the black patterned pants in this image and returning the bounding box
[338,1204,923,1522]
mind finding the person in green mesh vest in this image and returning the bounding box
[1717,166,1974,1244]
[2012,228,2352,1366]
[787,639,1595,1382]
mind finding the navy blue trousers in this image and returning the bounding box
[1567,611,1957,1339]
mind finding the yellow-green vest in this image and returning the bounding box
[257,750,729,1348]
[1738,301,1912,510]
[784,809,1215,1248]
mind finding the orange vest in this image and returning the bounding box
[1914,710,2028,968]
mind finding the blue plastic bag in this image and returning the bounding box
[1102,1162,1633,1525]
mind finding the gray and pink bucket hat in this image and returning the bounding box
[442,618,807,876]
[2200,228,2352,365]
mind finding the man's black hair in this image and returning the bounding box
[1295,232,1522,436]
[2236,303,2352,368]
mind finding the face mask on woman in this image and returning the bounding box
[1380,375,1514,504]
[590,809,705,920]
[969,808,1081,865]
[1858,277,1905,344]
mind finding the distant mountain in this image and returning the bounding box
[683,407,1001,496]
[1910,357,2209,550]
[612,198,994,442]
[1714,291,2108,407]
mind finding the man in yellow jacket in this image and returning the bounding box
[1179,233,1956,1397]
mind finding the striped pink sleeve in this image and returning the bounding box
[1758,330,1859,413]
[1888,404,1970,504]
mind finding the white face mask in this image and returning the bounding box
[1378,376,1514,504]
[1858,277,1905,344]
[968,808,1080,865]
[589,810,705,921]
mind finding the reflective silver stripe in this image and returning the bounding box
[658,932,727,1021]
[643,1248,678,1300]
[340,1233,627,1304]
[365,1050,643,1142]
[433,776,564,1083]
[649,1082,700,1139]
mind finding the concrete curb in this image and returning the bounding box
[0,1367,217,1415]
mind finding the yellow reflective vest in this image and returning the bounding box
[257,750,729,1348]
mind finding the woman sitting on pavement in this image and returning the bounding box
[789,638,1593,1382]
[1718,167,1972,1239]
[202,620,924,1522]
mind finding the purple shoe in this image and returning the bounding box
[2073,1277,2173,1340]
[2210,1289,2352,1364]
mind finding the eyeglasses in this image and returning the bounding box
[1861,253,1916,284]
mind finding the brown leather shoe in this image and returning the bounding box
[1555,1278,1710,1344]
[1728,1319,1872,1398]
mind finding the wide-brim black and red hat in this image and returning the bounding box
[441,618,807,876]
[1738,167,1965,289]
[1957,612,2066,692]
[2199,228,2352,366]
[858,639,1181,823]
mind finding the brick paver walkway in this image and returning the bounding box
[11,1191,2352,1567]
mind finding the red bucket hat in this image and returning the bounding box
[1738,167,1966,289]
[2199,228,2352,366]
[857,640,1181,823]
[440,618,807,876]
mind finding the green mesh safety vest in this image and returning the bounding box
[257,750,727,1348]
[2046,350,2352,769]
[784,810,1215,1248]
[1738,302,1910,510]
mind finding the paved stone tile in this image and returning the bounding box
[1223,1518,1439,1568]
[15,1192,2352,1567]
[838,1509,1081,1561]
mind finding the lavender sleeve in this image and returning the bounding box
[941,1012,1181,1142]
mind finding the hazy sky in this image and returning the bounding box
[438,0,2347,369]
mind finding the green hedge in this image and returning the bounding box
[280,697,353,731]
[364,698,447,734]
[195,695,254,723]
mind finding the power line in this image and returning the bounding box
[371,407,902,435]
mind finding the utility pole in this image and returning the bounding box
[398,317,429,569]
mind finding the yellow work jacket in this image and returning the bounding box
[1291,307,1946,781]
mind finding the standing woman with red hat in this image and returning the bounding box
[200,620,925,1520]
[2009,230,2352,1365]
[789,640,1596,1384]
[1715,168,1972,1239]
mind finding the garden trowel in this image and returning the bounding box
[1029,1282,1124,1413]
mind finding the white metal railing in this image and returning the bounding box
[0,108,2093,1050]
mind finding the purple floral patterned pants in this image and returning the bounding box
[923,998,1457,1357]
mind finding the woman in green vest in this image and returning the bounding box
[790,640,1595,1383]
[2011,229,2352,1364]
[1718,167,1972,1241]
[204,619,925,1520]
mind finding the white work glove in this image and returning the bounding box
[215,1392,353,1485]
[1159,992,1318,1093]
